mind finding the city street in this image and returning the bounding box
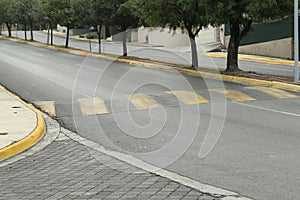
[3,30,296,78]
[0,38,300,200]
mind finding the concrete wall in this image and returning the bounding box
[57,25,67,33]
[131,30,138,42]
[147,28,190,46]
[57,24,87,35]
[111,31,132,42]
[136,26,218,47]
[224,36,293,59]
[138,27,149,43]
[196,25,215,44]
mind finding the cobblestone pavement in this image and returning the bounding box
[0,133,220,200]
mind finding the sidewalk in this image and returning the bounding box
[45,30,298,66]
[0,113,251,200]
[0,129,220,200]
[0,85,45,160]
[202,52,299,66]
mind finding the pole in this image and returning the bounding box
[295,0,299,83]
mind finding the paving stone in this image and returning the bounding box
[0,139,219,200]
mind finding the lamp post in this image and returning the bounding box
[294,0,299,83]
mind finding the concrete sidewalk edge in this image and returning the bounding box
[203,52,299,66]
[0,85,46,160]
[41,30,298,66]
[61,128,253,200]
[1,35,300,92]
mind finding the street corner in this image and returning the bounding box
[0,85,46,161]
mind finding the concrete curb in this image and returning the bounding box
[115,58,300,92]
[203,53,299,66]
[0,85,46,160]
[2,35,300,92]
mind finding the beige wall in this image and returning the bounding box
[138,27,149,43]
[224,36,293,59]
[196,25,215,44]
[137,26,218,47]
[148,28,190,46]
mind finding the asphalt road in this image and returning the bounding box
[1,38,300,200]
[2,30,296,78]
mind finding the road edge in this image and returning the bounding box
[202,53,298,66]
[61,128,253,200]
[0,85,46,160]
[1,35,300,92]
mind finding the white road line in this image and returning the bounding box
[234,102,300,117]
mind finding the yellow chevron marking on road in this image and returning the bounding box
[127,93,160,110]
[33,101,56,117]
[166,91,209,105]
[247,86,299,99]
[79,97,109,115]
[211,89,256,102]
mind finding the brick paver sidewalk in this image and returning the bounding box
[0,132,219,200]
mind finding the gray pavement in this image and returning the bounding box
[0,125,221,200]
[2,30,296,78]
[1,36,300,200]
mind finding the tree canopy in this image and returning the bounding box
[133,0,210,68]
[0,0,294,70]
[208,0,293,72]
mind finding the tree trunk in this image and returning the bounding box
[65,26,70,48]
[6,23,12,37]
[24,25,27,41]
[122,30,127,56]
[98,31,102,54]
[30,23,34,41]
[189,36,198,69]
[97,25,102,54]
[47,23,50,44]
[226,22,241,72]
[51,24,54,45]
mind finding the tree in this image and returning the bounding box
[133,0,210,68]
[57,0,74,48]
[42,0,93,48]
[0,0,4,35]
[41,0,60,45]
[71,0,95,51]
[110,0,139,56]
[90,0,113,53]
[28,0,42,41]
[13,0,41,41]
[14,0,30,40]
[209,0,293,72]
[59,0,92,48]
[0,0,15,37]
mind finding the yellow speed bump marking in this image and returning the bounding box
[79,97,109,115]
[33,101,56,117]
[211,89,256,102]
[127,93,160,110]
[166,91,209,105]
[247,86,299,99]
